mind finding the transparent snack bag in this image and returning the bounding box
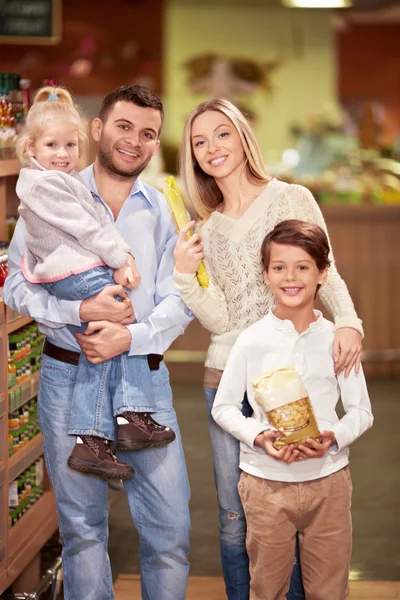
[163,176,209,288]
[252,367,321,450]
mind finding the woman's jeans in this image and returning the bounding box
[204,386,305,600]
[42,266,155,440]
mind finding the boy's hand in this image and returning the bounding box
[296,431,337,460]
[254,430,299,464]
[114,256,141,290]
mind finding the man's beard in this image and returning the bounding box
[98,140,151,179]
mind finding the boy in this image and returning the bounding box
[212,219,373,600]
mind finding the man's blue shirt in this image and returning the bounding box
[4,164,192,354]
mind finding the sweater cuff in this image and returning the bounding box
[106,247,130,270]
[334,316,364,339]
[173,269,198,290]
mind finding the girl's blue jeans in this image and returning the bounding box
[42,266,155,440]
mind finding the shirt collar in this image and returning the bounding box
[82,163,154,207]
[267,306,323,333]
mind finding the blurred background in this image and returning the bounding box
[0,0,398,598]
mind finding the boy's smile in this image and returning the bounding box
[281,286,304,296]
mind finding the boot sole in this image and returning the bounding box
[67,456,134,481]
[117,432,176,452]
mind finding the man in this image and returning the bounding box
[4,85,192,600]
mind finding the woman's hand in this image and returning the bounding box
[333,327,362,377]
[254,430,299,464]
[174,221,205,275]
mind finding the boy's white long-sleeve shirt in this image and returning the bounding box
[212,309,373,483]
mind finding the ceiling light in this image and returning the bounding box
[282,0,352,7]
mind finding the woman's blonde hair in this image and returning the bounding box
[16,86,88,166]
[179,98,271,221]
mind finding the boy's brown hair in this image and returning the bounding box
[261,219,331,272]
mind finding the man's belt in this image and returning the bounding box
[42,339,163,371]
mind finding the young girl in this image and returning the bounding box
[174,99,364,599]
[212,219,373,600]
[16,87,175,481]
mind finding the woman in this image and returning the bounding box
[174,98,363,600]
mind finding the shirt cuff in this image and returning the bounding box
[334,316,364,339]
[237,418,270,450]
[60,299,82,327]
[329,423,350,454]
[127,321,153,356]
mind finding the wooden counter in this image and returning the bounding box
[167,204,400,379]
[322,204,399,375]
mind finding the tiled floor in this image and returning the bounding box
[108,376,400,593]
[114,575,400,599]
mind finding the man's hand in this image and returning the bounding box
[79,285,135,325]
[296,431,337,461]
[254,430,299,464]
[76,321,132,364]
[333,327,362,378]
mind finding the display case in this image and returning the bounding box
[0,302,58,595]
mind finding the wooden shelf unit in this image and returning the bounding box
[7,315,34,335]
[0,159,20,241]
[7,492,57,590]
[8,434,43,484]
[0,160,19,179]
[0,300,58,595]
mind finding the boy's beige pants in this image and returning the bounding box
[238,467,353,600]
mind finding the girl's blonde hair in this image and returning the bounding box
[16,86,88,166]
[179,98,271,221]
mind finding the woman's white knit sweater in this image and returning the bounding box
[173,179,363,371]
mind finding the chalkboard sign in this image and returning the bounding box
[0,0,62,45]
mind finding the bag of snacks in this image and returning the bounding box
[163,176,209,288]
[252,367,321,450]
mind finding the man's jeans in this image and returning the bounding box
[204,386,305,600]
[39,353,190,600]
[42,266,155,440]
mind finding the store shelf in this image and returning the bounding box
[7,491,58,589]
[8,434,43,483]
[0,393,4,418]
[0,465,5,487]
[0,159,20,178]
[6,315,34,335]
[0,300,5,327]
[8,371,40,412]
